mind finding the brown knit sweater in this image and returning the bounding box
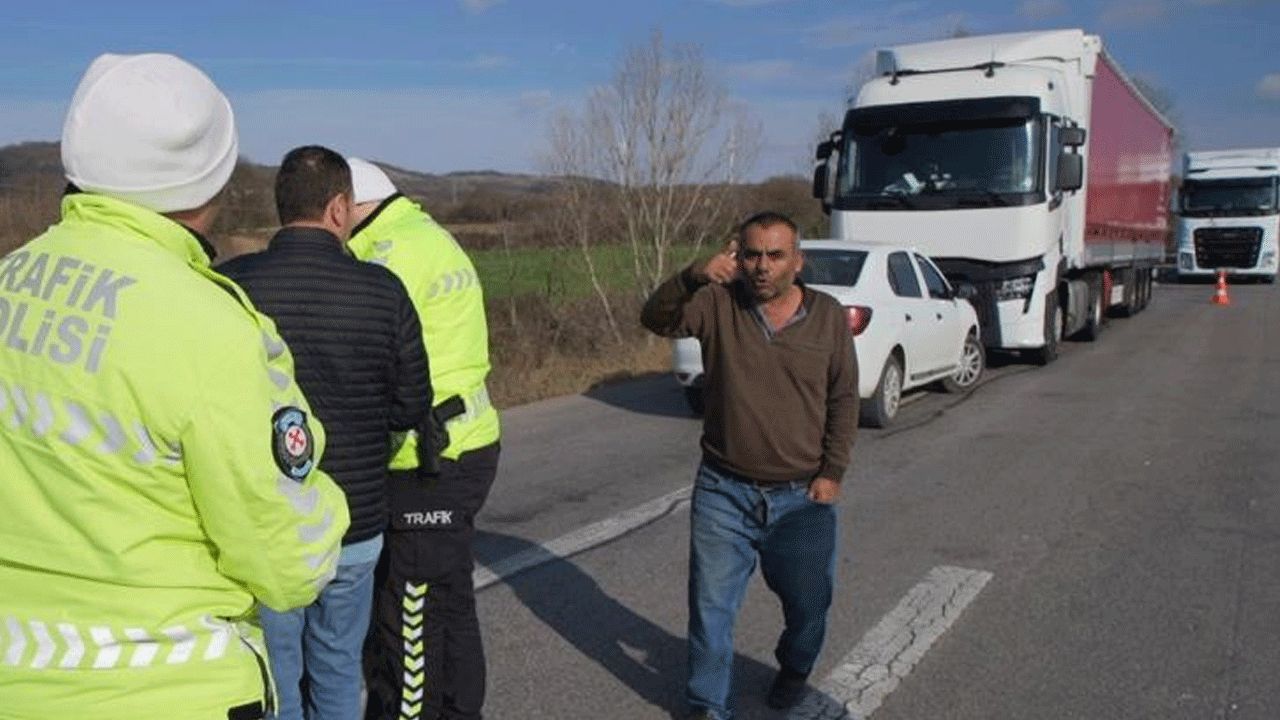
[641,265,859,483]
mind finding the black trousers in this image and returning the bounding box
[364,443,499,720]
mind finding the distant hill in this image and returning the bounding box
[0,142,576,252]
[0,141,826,255]
[377,162,568,200]
[0,142,564,204]
[0,141,64,192]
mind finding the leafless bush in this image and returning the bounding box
[485,290,669,408]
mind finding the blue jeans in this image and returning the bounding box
[686,461,838,720]
[260,557,378,720]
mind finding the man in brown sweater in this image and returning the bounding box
[641,211,858,720]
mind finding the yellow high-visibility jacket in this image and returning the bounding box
[0,194,349,719]
[349,196,499,463]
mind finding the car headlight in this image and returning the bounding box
[995,275,1035,302]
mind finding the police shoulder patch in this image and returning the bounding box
[272,406,315,481]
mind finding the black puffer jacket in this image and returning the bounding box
[219,227,431,543]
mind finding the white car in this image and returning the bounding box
[673,240,984,427]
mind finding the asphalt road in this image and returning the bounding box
[471,280,1280,720]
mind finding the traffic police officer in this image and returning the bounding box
[0,53,350,720]
[347,158,501,720]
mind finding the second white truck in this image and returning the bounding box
[1176,148,1280,283]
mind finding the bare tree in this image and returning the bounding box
[543,111,626,345]
[547,31,760,302]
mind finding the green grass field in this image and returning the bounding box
[471,243,705,301]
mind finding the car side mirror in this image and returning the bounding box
[954,283,977,301]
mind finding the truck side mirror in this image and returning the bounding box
[1057,153,1084,192]
[812,161,829,201]
[816,131,842,160]
[813,132,842,211]
[1060,127,1086,147]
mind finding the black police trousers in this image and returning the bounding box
[364,443,499,720]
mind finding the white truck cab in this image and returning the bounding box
[1177,148,1280,283]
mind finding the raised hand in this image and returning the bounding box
[695,239,739,285]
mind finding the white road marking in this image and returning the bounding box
[473,486,693,591]
[790,565,994,720]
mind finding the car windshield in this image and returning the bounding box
[800,249,868,287]
[1181,177,1278,217]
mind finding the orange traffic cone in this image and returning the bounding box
[1212,271,1231,306]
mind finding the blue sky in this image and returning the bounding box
[0,0,1276,178]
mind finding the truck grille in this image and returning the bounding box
[1194,227,1263,269]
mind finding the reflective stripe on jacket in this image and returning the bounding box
[0,193,350,719]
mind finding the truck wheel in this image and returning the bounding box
[943,332,985,393]
[862,354,903,428]
[684,387,705,416]
[1114,269,1138,317]
[1030,292,1062,365]
[1079,280,1105,341]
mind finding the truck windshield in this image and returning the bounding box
[835,98,1044,211]
[1180,178,1279,217]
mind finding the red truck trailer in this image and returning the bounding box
[814,29,1176,362]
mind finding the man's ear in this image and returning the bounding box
[325,193,349,228]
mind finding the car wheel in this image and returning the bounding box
[943,332,985,393]
[862,353,903,428]
[683,386,705,416]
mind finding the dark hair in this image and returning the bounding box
[737,211,798,243]
[274,145,353,225]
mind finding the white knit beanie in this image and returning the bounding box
[347,157,398,204]
[62,53,238,213]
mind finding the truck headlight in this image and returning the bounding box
[995,275,1035,302]
[1179,252,1195,270]
[1262,251,1276,267]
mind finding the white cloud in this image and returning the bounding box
[1257,73,1280,101]
[723,59,800,84]
[808,11,972,49]
[229,88,543,173]
[461,0,503,13]
[1174,100,1280,155]
[1019,0,1068,20]
[517,90,554,113]
[463,54,509,70]
[702,0,794,6]
[1099,0,1171,27]
[738,95,841,178]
